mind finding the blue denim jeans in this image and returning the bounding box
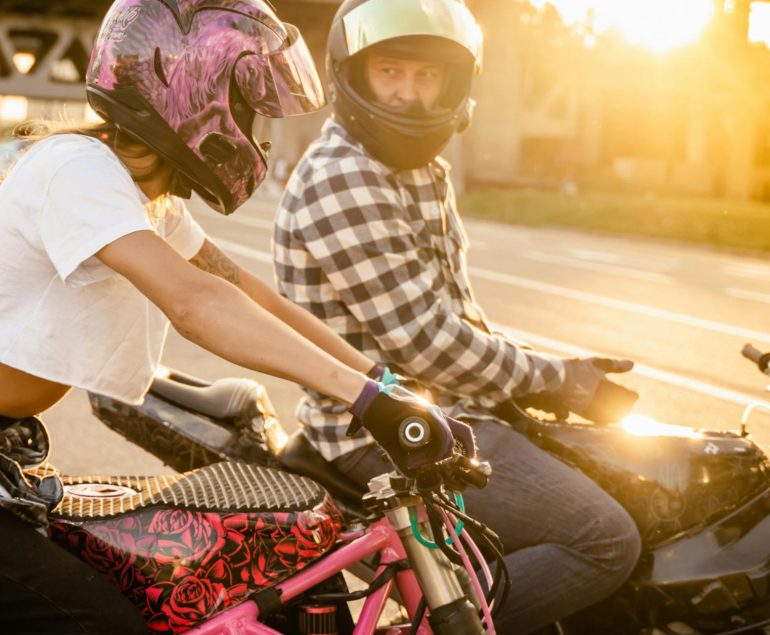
[333,419,641,634]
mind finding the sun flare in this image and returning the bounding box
[531,0,715,52]
[620,415,702,438]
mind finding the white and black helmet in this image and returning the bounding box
[326,0,483,169]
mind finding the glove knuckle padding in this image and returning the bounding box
[359,392,452,476]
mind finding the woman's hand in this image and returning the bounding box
[349,381,475,477]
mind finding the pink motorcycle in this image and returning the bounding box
[40,420,499,635]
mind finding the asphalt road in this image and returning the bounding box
[45,193,770,476]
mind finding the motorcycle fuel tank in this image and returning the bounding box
[526,416,770,548]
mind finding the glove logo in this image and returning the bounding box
[400,418,430,448]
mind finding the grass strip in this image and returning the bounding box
[459,187,770,255]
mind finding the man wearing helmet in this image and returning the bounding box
[0,0,473,631]
[274,0,642,630]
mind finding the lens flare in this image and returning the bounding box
[620,414,702,438]
[531,0,714,52]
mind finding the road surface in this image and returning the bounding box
[45,194,770,476]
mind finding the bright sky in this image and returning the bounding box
[531,0,770,52]
[749,1,770,46]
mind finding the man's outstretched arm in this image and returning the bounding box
[275,156,566,403]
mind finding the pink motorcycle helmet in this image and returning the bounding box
[86,0,326,214]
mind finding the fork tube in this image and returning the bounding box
[385,505,465,609]
[385,503,484,635]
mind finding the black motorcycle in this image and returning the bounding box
[89,345,770,634]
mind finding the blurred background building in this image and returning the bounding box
[1,0,770,200]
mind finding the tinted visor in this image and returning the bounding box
[235,23,326,118]
[342,0,482,67]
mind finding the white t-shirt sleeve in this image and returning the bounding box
[162,197,207,260]
[39,151,153,285]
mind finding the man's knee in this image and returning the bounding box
[594,501,642,584]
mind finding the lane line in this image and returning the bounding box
[470,266,770,345]
[210,233,770,346]
[725,288,770,305]
[724,264,770,280]
[212,235,769,408]
[567,247,675,272]
[494,324,770,410]
[523,250,673,284]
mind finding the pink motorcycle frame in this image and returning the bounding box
[187,515,431,635]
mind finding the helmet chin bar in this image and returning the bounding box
[330,67,471,170]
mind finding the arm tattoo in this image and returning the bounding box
[190,239,241,285]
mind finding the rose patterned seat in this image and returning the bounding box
[46,462,342,634]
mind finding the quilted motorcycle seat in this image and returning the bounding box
[45,462,343,634]
[47,461,328,520]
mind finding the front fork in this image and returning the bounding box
[365,475,486,635]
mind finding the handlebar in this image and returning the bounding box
[396,416,492,491]
[742,343,770,376]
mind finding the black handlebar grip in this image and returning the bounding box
[742,344,770,374]
[462,472,486,489]
[399,417,431,449]
[451,456,492,489]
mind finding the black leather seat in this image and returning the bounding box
[278,431,365,506]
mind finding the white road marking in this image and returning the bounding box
[725,288,770,305]
[523,250,673,284]
[212,234,768,408]
[724,264,770,280]
[567,247,676,273]
[495,324,770,410]
[209,234,770,347]
[566,248,624,263]
[470,266,770,345]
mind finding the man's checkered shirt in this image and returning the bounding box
[273,119,565,461]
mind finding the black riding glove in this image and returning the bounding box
[519,357,638,424]
[349,381,475,477]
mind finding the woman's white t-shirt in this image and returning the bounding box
[0,134,206,404]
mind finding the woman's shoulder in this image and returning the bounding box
[24,134,133,188]
[32,133,113,164]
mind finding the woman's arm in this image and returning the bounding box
[96,230,367,404]
[189,238,374,375]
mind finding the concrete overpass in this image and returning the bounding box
[0,0,342,170]
[0,0,339,102]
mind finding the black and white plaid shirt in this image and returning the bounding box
[273,119,565,460]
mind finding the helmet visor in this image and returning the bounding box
[342,0,482,67]
[235,23,326,118]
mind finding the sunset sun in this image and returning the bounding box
[531,0,715,52]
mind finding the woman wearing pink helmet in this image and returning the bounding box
[0,1,472,632]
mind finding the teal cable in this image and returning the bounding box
[408,493,465,548]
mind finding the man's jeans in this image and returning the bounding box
[333,419,641,634]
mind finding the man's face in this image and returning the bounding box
[365,52,446,110]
